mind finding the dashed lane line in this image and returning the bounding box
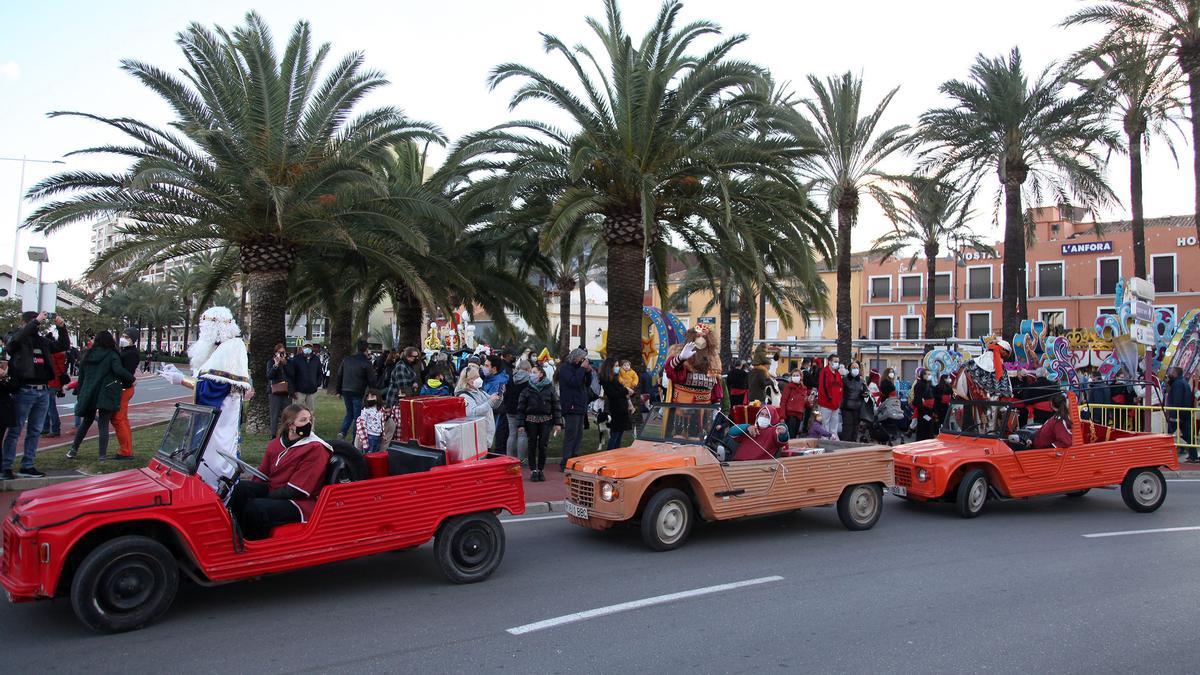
[1082,526,1200,538]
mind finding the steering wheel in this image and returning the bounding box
[216,449,268,482]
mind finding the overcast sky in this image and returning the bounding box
[0,0,1184,282]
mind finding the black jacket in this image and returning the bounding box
[7,319,69,386]
[335,352,375,396]
[842,376,867,411]
[0,373,19,427]
[601,379,632,433]
[285,354,323,394]
[119,345,140,389]
[518,381,562,425]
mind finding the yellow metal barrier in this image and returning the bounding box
[1082,403,1198,450]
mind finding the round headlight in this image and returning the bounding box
[600,482,617,502]
[917,469,928,482]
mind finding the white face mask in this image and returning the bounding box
[789,376,801,384]
[850,368,860,377]
[924,374,933,381]
[887,372,896,380]
[471,377,484,389]
[830,361,839,369]
[756,416,771,429]
[481,366,491,376]
[530,373,542,383]
[119,337,131,348]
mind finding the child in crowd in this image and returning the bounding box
[354,390,385,453]
[617,360,639,392]
[807,409,836,440]
[419,365,452,396]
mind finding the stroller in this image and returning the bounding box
[860,395,905,446]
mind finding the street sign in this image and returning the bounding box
[1060,241,1113,255]
[698,316,716,325]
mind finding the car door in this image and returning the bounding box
[713,459,783,510]
[1011,446,1067,486]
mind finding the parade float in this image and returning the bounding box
[596,306,689,373]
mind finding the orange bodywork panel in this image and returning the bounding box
[566,446,697,478]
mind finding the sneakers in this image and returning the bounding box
[1,470,14,480]
[16,467,45,478]
[66,446,78,459]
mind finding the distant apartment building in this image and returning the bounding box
[89,216,187,284]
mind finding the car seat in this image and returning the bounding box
[327,439,367,484]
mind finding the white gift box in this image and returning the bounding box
[434,417,488,463]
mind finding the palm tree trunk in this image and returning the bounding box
[325,301,353,394]
[578,258,588,353]
[305,315,313,342]
[557,283,573,358]
[737,293,755,360]
[1129,129,1147,279]
[835,196,856,362]
[1189,67,1200,244]
[757,288,767,339]
[394,287,423,348]
[605,235,645,365]
[718,283,733,369]
[924,246,938,346]
[181,301,192,353]
[1001,180,1025,338]
[238,274,248,329]
[245,269,289,433]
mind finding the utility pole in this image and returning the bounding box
[3,156,65,296]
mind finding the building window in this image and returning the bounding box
[869,276,891,302]
[1050,223,1060,238]
[933,272,951,298]
[1098,308,1117,318]
[869,359,888,374]
[1152,254,1176,294]
[903,317,921,340]
[966,312,991,339]
[871,317,892,340]
[1037,262,1064,297]
[1098,258,1121,295]
[901,359,919,381]
[932,316,954,338]
[967,267,991,300]
[1039,310,1066,330]
[900,275,922,299]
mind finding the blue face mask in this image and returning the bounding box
[303,347,312,355]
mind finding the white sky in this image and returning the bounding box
[0,0,1185,282]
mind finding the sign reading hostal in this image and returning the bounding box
[1060,241,1113,255]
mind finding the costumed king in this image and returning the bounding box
[952,337,1014,401]
[160,307,254,492]
[663,324,724,404]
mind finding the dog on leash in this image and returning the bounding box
[589,398,610,452]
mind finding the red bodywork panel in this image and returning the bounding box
[1,455,524,602]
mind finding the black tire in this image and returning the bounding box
[640,488,694,551]
[836,483,883,531]
[1065,489,1090,498]
[1121,467,1167,513]
[956,469,988,519]
[69,535,179,633]
[434,512,505,583]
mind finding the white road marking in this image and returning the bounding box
[506,575,785,635]
[501,514,567,524]
[1166,479,1200,482]
[1083,526,1200,539]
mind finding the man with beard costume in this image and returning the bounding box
[663,324,724,404]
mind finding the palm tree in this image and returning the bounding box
[1063,0,1200,241]
[919,48,1119,337]
[484,0,811,364]
[1073,37,1187,278]
[798,72,910,362]
[166,263,207,352]
[871,177,994,343]
[140,283,183,353]
[22,13,444,430]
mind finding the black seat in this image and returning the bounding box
[327,440,367,484]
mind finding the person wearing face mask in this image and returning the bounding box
[354,389,385,453]
[780,369,809,438]
[1165,366,1196,461]
[482,355,510,453]
[518,364,562,481]
[502,358,533,462]
[334,340,377,440]
[599,357,633,449]
[285,342,323,412]
[933,373,954,427]
[455,363,501,446]
[266,343,291,438]
[840,362,867,443]
[228,405,332,540]
[911,368,937,440]
[817,355,844,438]
[109,327,142,459]
[727,405,789,461]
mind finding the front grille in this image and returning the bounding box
[569,477,595,508]
[894,465,913,487]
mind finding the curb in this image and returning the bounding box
[521,501,567,514]
[0,474,87,491]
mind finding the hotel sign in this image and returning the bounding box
[1060,241,1113,255]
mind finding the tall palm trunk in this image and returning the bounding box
[604,214,645,366]
[181,300,192,352]
[1001,173,1027,338]
[578,256,588,353]
[757,289,767,339]
[1187,62,1200,243]
[238,274,248,329]
[923,244,938,346]
[718,283,733,369]
[835,193,857,362]
[1128,128,1147,279]
[737,293,755,360]
[326,300,353,394]
[556,280,575,358]
[393,287,423,348]
[245,268,290,432]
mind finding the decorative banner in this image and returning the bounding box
[1161,309,1200,381]
[1042,336,1078,387]
[1150,307,1177,376]
[1095,314,1121,342]
[1010,319,1047,370]
[923,347,964,379]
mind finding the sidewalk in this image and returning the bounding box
[521,466,569,512]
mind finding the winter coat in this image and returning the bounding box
[518,379,562,426]
[0,373,19,428]
[335,352,375,396]
[841,376,866,412]
[913,379,935,415]
[747,366,777,405]
[458,387,499,443]
[266,358,288,389]
[503,369,530,415]
[7,319,69,386]
[286,354,323,394]
[74,346,135,415]
[730,405,788,461]
[601,379,633,434]
[780,381,809,417]
[817,366,844,410]
[419,379,451,397]
[119,346,140,389]
[556,360,591,415]
[807,419,834,440]
[482,370,509,397]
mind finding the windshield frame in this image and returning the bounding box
[154,403,221,474]
[940,400,1020,440]
[639,404,721,446]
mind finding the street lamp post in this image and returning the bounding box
[2,156,65,297]
[27,245,49,311]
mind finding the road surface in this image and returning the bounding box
[53,375,192,415]
[1,479,1196,673]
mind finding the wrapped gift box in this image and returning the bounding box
[435,417,489,463]
[731,403,763,425]
[397,396,466,447]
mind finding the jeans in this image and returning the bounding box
[74,410,114,458]
[2,386,50,471]
[44,395,61,434]
[561,413,585,469]
[607,430,625,450]
[366,434,381,453]
[340,393,363,437]
[268,393,289,438]
[505,414,528,461]
[492,410,508,452]
[818,406,841,437]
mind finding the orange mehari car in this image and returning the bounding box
[891,394,1179,518]
[563,404,893,550]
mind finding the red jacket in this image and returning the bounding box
[1033,416,1073,449]
[780,381,809,416]
[255,436,332,521]
[732,405,789,461]
[817,366,843,409]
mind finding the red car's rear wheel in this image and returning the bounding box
[435,512,505,583]
[70,535,179,633]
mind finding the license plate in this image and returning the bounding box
[890,486,907,497]
[565,501,588,519]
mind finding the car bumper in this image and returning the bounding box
[892,462,939,500]
[1,523,40,603]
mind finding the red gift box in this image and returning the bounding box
[731,403,763,425]
[363,451,389,479]
[398,396,466,447]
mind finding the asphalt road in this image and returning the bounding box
[53,375,191,413]
[3,480,1198,673]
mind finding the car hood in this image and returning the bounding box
[893,436,990,460]
[13,468,169,529]
[567,445,698,478]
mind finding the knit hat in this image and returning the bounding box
[123,327,140,342]
[568,347,587,364]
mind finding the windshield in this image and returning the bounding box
[640,404,721,445]
[155,404,219,473]
[941,401,1019,439]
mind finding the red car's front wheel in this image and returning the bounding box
[70,535,179,633]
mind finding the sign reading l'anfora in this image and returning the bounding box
[1060,240,1113,255]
